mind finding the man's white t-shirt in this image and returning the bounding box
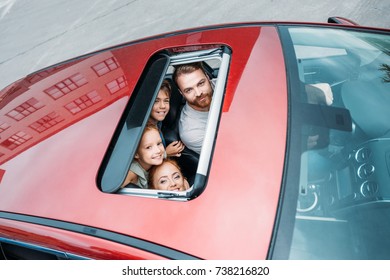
[178,103,209,154]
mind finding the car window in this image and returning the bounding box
[0,237,88,260]
[278,27,390,259]
[98,46,231,200]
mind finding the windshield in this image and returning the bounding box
[285,27,390,259]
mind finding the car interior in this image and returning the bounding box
[288,27,390,259]
[160,61,220,186]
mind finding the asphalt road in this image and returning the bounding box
[0,0,389,90]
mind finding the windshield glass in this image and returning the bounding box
[286,27,390,259]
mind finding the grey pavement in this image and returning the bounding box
[1,0,389,90]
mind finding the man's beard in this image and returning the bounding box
[192,91,212,109]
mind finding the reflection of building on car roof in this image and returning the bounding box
[0,54,125,165]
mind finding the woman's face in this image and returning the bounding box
[150,89,170,123]
[152,162,188,191]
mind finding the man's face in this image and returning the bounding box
[176,69,213,111]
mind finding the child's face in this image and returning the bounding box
[135,129,164,170]
[150,89,170,123]
[151,162,188,191]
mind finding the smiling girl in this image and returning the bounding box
[121,125,165,189]
[148,79,185,157]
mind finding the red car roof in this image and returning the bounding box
[0,25,286,259]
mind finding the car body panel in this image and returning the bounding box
[0,25,285,259]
